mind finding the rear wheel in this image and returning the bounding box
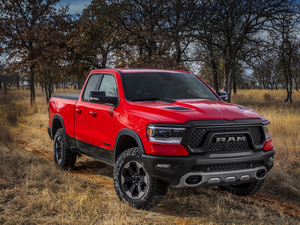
[218,179,265,196]
[113,147,167,209]
[53,128,76,170]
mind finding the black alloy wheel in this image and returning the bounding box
[113,147,167,209]
[121,160,149,199]
[54,135,63,165]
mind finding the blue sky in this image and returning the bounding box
[58,0,300,14]
[56,0,92,14]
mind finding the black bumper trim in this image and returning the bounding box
[141,149,275,186]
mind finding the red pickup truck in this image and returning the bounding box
[48,69,275,209]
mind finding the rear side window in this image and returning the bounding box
[99,75,118,97]
[83,74,101,101]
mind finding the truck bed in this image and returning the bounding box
[52,94,80,101]
[49,94,80,139]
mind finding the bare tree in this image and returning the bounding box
[193,0,296,102]
[79,0,125,69]
[0,0,61,106]
[269,6,300,102]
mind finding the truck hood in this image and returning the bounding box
[127,99,263,124]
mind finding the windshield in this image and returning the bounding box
[121,72,219,101]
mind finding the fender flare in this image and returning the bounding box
[114,128,145,161]
[51,114,70,149]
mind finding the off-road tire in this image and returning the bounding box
[218,179,265,196]
[53,128,76,170]
[113,147,167,210]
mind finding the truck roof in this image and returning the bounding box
[91,68,191,74]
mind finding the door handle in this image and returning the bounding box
[75,108,81,114]
[90,111,97,117]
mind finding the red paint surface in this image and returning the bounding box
[49,69,272,156]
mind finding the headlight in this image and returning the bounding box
[264,125,271,140]
[147,126,186,144]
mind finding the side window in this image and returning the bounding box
[99,75,117,97]
[83,74,101,101]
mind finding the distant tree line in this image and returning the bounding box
[0,0,299,104]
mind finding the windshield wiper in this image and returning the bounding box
[131,97,176,103]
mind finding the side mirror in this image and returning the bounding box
[216,91,228,101]
[89,91,118,105]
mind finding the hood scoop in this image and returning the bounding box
[237,105,250,110]
[163,106,192,111]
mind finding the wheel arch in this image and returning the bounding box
[51,114,70,149]
[114,129,145,163]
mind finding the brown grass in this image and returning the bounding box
[6,111,18,126]
[0,121,11,143]
[232,89,300,203]
[1,87,300,224]
[0,143,176,224]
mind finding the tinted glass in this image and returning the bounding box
[99,75,118,97]
[122,73,218,101]
[83,74,101,101]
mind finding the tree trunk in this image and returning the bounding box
[210,47,219,91]
[288,65,293,103]
[212,65,219,91]
[0,77,2,90]
[224,56,237,103]
[294,77,298,91]
[233,73,237,95]
[284,67,291,103]
[175,38,181,69]
[223,57,231,102]
[29,65,36,106]
[17,75,19,90]
[44,72,48,102]
[4,76,7,95]
[48,71,52,102]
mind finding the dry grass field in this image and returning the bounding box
[1,87,300,224]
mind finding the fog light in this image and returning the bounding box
[256,169,267,178]
[186,176,202,185]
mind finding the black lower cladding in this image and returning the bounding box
[141,149,275,186]
[66,135,114,165]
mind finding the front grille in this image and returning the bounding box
[208,134,251,152]
[188,126,264,151]
[191,161,264,172]
[248,126,262,144]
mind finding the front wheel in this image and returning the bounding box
[218,179,265,196]
[113,147,167,209]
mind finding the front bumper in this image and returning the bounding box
[142,149,275,187]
